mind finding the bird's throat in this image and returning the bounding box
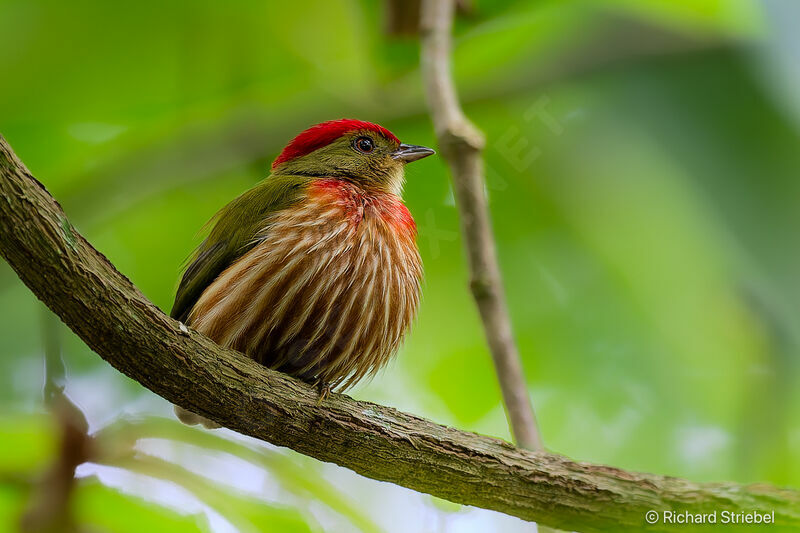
[308,178,416,239]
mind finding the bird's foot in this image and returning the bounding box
[316,382,331,405]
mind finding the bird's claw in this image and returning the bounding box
[316,382,331,405]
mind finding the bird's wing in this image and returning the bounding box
[170,174,312,323]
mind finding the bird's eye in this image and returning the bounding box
[354,136,375,154]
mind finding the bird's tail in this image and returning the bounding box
[173,404,222,429]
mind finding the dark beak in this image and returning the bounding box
[392,143,435,163]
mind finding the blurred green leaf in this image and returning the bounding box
[103,452,314,533]
[0,483,27,532]
[74,479,209,533]
[0,414,56,475]
[97,417,382,533]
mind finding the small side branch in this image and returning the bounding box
[419,0,543,451]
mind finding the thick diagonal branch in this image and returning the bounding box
[419,0,543,451]
[1,136,799,532]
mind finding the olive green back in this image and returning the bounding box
[170,173,312,322]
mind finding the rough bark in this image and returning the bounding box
[420,0,543,451]
[1,136,799,532]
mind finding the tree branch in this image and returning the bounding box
[21,322,92,533]
[1,136,799,532]
[419,0,543,451]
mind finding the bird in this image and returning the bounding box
[171,119,434,427]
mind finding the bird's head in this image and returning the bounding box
[271,119,434,194]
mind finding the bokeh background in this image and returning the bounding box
[2,0,800,531]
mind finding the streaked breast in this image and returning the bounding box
[188,180,422,390]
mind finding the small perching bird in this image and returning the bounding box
[171,119,434,427]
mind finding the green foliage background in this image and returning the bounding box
[1,0,799,531]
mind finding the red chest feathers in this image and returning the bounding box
[308,178,417,239]
[188,179,423,389]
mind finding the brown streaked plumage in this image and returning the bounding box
[172,120,434,427]
[188,179,422,390]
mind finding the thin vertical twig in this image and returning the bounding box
[20,309,91,533]
[419,0,543,451]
